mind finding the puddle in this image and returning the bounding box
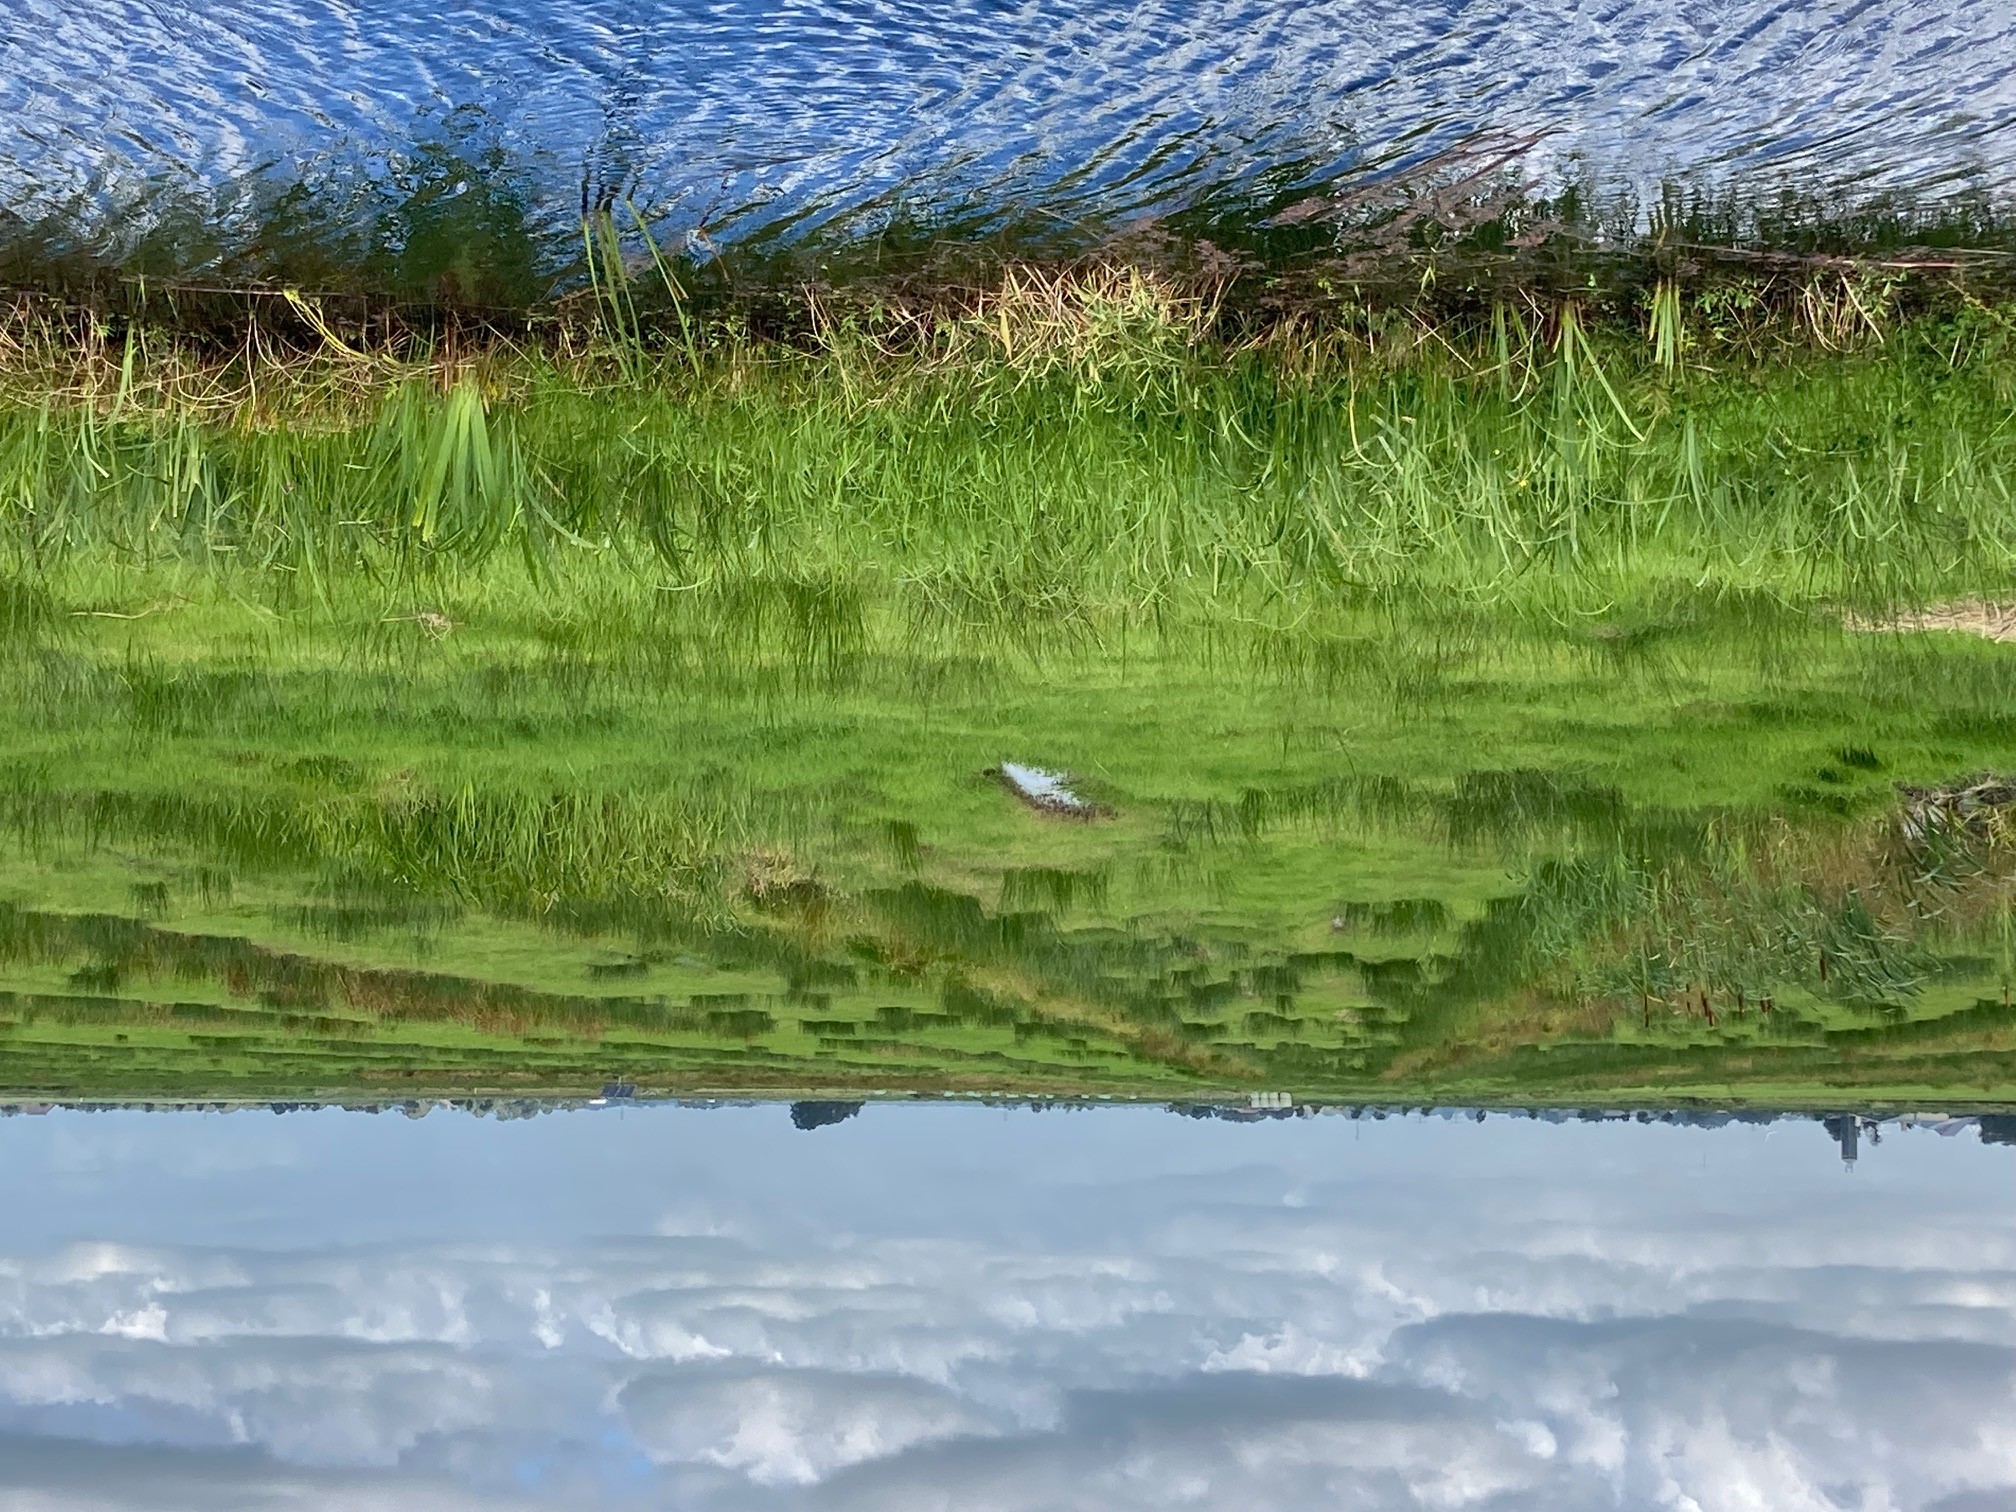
[995,762,1108,818]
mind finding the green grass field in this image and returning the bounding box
[6,288,2016,1104]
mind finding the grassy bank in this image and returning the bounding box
[5,273,2016,611]
[4,282,2016,1102]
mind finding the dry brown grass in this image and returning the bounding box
[807,262,1229,377]
[1845,600,2016,643]
[0,290,547,427]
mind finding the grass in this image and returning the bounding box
[5,279,2016,1102]
[5,272,2016,617]
[9,606,2016,1104]
[8,783,2016,1106]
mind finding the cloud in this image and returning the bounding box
[1391,1312,2016,1509]
[0,1334,511,1466]
[620,1366,991,1485]
[0,1433,545,1512]
[2,1115,2015,1509]
[772,1373,1572,1512]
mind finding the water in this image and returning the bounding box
[4,0,2016,272]
[0,1102,2010,1509]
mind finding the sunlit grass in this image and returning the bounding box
[2,280,2013,619]
[3,279,2016,1101]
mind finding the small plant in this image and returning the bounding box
[1646,280,1684,372]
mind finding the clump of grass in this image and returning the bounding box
[1536,809,2016,1018]
[931,263,1222,379]
[0,767,794,924]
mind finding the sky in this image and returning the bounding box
[0,1102,2013,1510]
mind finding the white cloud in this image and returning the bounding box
[0,1112,2013,1509]
[621,1366,990,1485]
[773,1375,1571,1512]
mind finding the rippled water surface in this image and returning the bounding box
[5,0,2016,260]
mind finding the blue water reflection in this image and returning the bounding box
[3,0,2015,262]
[0,1102,2012,1509]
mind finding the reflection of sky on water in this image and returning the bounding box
[1,1105,2013,1510]
[3,0,2015,257]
